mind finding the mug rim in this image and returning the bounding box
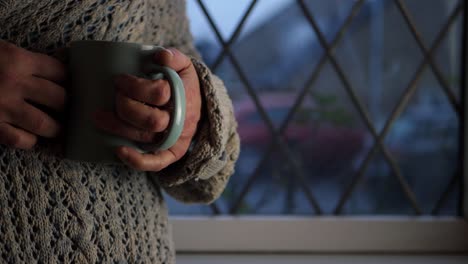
[70,40,159,51]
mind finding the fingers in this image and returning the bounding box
[153,48,192,73]
[9,102,61,138]
[0,122,37,149]
[115,92,170,133]
[92,111,162,143]
[0,41,66,83]
[28,50,67,83]
[115,74,170,106]
[23,76,67,111]
[105,48,201,172]
[116,137,191,171]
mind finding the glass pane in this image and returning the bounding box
[334,0,424,132]
[385,69,459,214]
[342,153,416,215]
[434,13,463,99]
[404,0,460,45]
[167,0,463,216]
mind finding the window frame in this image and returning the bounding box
[463,0,468,219]
[170,0,468,254]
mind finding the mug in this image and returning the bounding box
[65,40,185,163]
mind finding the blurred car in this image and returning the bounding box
[234,92,367,178]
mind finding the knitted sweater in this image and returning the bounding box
[0,0,240,263]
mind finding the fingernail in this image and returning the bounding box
[118,147,129,159]
[115,147,127,165]
[161,48,174,57]
[120,147,128,158]
[163,48,174,56]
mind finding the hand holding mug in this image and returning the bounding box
[0,41,66,149]
[93,48,202,172]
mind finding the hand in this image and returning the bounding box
[93,48,202,171]
[0,41,67,149]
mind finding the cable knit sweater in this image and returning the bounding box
[0,0,240,263]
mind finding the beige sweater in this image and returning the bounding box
[0,0,240,263]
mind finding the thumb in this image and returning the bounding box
[154,48,192,73]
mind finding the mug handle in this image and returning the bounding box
[136,65,186,152]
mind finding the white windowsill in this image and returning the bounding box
[177,254,468,264]
[170,216,468,253]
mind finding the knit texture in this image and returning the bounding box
[0,0,239,263]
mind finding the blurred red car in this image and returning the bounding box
[234,92,367,171]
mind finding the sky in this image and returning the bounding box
[186,0,291,41]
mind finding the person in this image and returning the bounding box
[0,0,240,263]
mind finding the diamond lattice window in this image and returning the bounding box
[165,0,464,216]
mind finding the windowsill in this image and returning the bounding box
[177,254,468,264]
[171,216,468,253]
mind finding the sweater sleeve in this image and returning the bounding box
[147,0,240,204]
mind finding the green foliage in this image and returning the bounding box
[307,92,355,126]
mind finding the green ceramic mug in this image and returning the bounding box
[65,40,186,163]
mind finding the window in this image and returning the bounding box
[167,0,468,253]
